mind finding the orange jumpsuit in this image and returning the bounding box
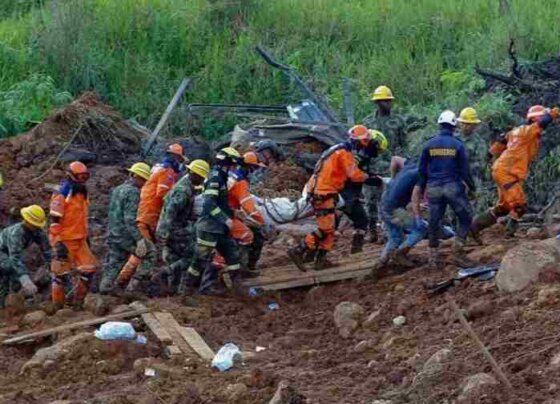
[49,184,96,305]
[489,111,557,219]
[227,170,265,245]
[305,144,367,251]
[136,166,178,241]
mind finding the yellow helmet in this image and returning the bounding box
[21,205,47,228]
[187,159,210,179]
[369,129,389,153]
[128,162,151,181]
[216,147,241,164]
[371,85,395,101]
[457,107,481,124]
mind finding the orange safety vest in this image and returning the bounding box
[137,166,178,229]
[227,173,265,226]
[49,192,89,241]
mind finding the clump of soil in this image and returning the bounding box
[252,161,309,199]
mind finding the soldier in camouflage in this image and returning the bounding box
[98,163,151,299]
[156,160,209,295]
[0,205,51,306]
[457,107,486,184]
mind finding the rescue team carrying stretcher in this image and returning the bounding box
[1,84,558,313]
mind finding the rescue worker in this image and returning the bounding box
[98,163,151,302]
[156,160,209,294]
[227,151,266,278]
[0,205,50,307]
[129,144,186,294]
[418,111,475,269]
[362,85,423,242]
[470,105,559,239]
[255,139,285,166]
[49,161,96,310]
[341,127,388,254]
[181,147,242,295]
[457,107,486,182]
[288,125,381,271]
[376,160,425,269]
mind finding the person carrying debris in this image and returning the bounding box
[418,111,476,269]
[0,205,50,307]
[49,161,96,310]
[97,163,151,305]
[130,144,186,295]
[181,147,243,295]
[470,105,559,239]
[156,160,209,294]
[374,159,425,270]
[225,151,267,278]
[288,125,382,271]
[341,128,388,254]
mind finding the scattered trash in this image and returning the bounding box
[393,316,406,327]
[144,367,156,377]
[427,263,500,295]
[268,302,280,311]
[256,346,267,352]
[94,321,145,344]
[248,287,260,297]
[212,343,242,372]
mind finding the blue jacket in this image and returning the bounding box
[418,129,474,190]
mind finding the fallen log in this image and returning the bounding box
[3,305,149,345]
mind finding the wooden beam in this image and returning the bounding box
[141,313,173,345]
[179,327,215,362]
[3,307,149,345]
[153,312,194,356]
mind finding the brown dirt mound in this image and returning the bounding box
[252,161,309,199]
[0,92,148,227]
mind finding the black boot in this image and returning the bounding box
[288,244,311,272]
[469,210,497,245]
[315,249,334,271]
[350,232,365,254]
[367,225,379,243]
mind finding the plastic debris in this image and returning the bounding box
[268,302,280,311]
[256,346,267,352]
[144,367,156,377]
[212,343,242,372]
[248,287,259,297]
[95,322,136,341]
[393,316,406,327]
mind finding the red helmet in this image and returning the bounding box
[526,105,548,121]
[348,125,369,141]
[68,161,89,183]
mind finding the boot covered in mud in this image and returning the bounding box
[350,231,365,254]
[123,278,144,301]
[314,249,334,271]
[469,210,497,245]
[238,246,260,279]
[288,243,313,272]
[450,238,476,268]
[505,217,519,238]
[392,246,415,268]
[366,223,379,244]
[427,247,441,270]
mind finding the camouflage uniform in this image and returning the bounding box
[461,133,489,183]
[0,223,51,305]
[156,174,198,288]
[99,180,142,293]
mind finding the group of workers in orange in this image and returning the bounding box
[1,84,558,311]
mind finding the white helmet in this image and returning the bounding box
[437,110,457,127]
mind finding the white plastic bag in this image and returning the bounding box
[211,343,242,371]
[95,321,136,341]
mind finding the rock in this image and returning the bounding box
[393,284,405,292]
[421,348,453,377]
[42,359,57,371]
[54,308,75,319]
[550,352,560,369]
[333,301,366,338]
[363,309,382,330]
[527,227,546,240]
[371,400,393,404]
[500,308,518,322]
[496,238,560,292]
[392,315,406,327]
[467,244,509,263]
[5,293,25,315]
[353,340,373,353]
[21,310,47,327]
[225,383,248,402]
[537,285,560,306]
[458,373,498,402]
[133,358,153,375]
[21,332,94,372]
[465,300,493,320]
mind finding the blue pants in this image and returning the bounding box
[427,182,473,248]
[380,207,426,255]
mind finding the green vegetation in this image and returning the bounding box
[1,0,560,138]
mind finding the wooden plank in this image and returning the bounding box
[179,327,215,362]
[141,313,173,345]
[3,307,149,345]
[163,345,182,359]
[153,312,195,356]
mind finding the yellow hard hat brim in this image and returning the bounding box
[189,168,209,179]
[127,168,150,181]
[21,211,46,228]
[457,118,481,124]
[371,95,395,101]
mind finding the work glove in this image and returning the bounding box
[19,275,38,296]
[135,238,150,259]
[364,176,383,187]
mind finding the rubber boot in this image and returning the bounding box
[303,249,317,263]
[428,248,440,270]
[239,246,260,279]
[450,238,476,268]
[392,246,415,268]
[367,223,378,243]
[469,210,497,245]
[288,244,312,272]
[505,217,519,238]
[366,249,392,281]
[350,232,365,254]
[314,249,334,271]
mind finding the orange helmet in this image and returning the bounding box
[68,161,89,182]
[243,151,267,168]
[526,105,548,121]
[167,143,185,159]
[348,125,369,141]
